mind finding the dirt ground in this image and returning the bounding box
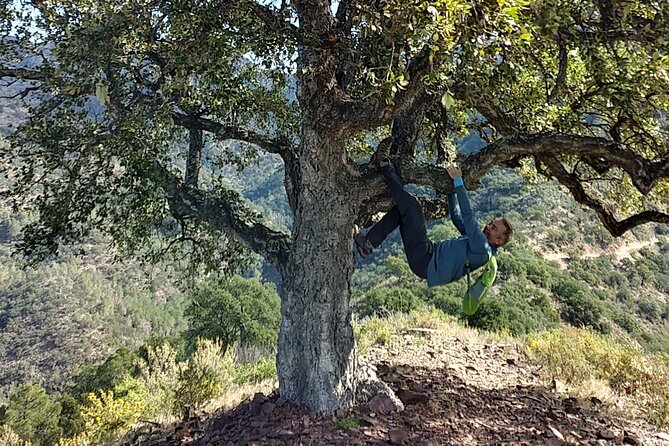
[126,329,669,446]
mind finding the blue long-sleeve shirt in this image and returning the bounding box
[426,184,495,287]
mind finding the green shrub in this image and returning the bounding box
[174,339,233,412]
[79,377,148,445]
[613,311,641,334]
[637,298,661,321]
[73,347,141,398]
[466,299,510,333]
[5,383,62,446]
[353,286,423,318]
[354,316,395,353]
[335,414,362,430]
[551,279,608,333]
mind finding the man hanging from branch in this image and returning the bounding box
[354,139,513,288]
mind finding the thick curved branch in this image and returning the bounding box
[466,133,663,194]
[539,155,669,236]
[172,113,294,157]
[0,67,45,81]
[333,0,354,36]
[244,1,301,41]
[353,132,668,235]
[154,161,291,272]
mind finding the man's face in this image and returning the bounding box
[483,218,507,247]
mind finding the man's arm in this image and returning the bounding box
[447,193,467,236]
[446,166,488,248]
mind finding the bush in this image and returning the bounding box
[613,311,641,334]
[353,286,423,318]
[551,279,608,333]
[174,339,233,412]
[73,347,141,398]
[232,357,277,385]
[354,316,395,354]
[466,299,510,333]
[0,424,32,446]
[637,298,661,321]
[79,377,147,445]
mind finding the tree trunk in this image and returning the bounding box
[276,128,359,413]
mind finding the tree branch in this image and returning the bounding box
[465,133,663,194]
[547,31,568,103]
[353,132,669,235]
[172,113,294,157]
[153,161,291,272]
[185,127,203,188]
[539,154,669,236]
[244,1,301,41]
[0,67,45,81]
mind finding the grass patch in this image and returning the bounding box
[335,414,362,430]
[526,327,669,427]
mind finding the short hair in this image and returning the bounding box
[498,218,513,246]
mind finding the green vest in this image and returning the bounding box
[462,254,498,316]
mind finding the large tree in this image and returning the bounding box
[1,0,668,413]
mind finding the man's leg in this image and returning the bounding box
[364,206,400,248]
[380,164,433,279]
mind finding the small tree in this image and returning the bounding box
[184,277,280,354]
[5,383,62,446]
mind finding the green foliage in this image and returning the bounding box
[174,339,233,412]
[184,276,280,354]
[353,286,423,318]
[73,348,141,398]
[0,424,32,446]
[5,383,62,446]
[637,298,662,321]
[0,239,187,396]
[335,414,362,430]
[56,394,85,439]
[136,342,181,420]
[232,357,277,385]
[551,279,609,334]
[79,378,148,445]
[354,316,395,354]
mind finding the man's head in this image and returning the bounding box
[483,218,513,247]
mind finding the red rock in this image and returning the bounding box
[369,393,400,414]
[397,389,429,405]
[623,431,643,445]
[389,428,409,445]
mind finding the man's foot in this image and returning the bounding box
[370,137,393,167]
[354,233,374,257]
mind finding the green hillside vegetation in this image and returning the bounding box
[0,199,189,396]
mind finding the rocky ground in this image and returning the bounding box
[126,328,669,446]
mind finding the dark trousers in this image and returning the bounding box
[365,165,433,279]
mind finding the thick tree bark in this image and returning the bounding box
[276,128,359,412]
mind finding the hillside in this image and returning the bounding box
[0,196,189,395]
[120,321,669,446]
